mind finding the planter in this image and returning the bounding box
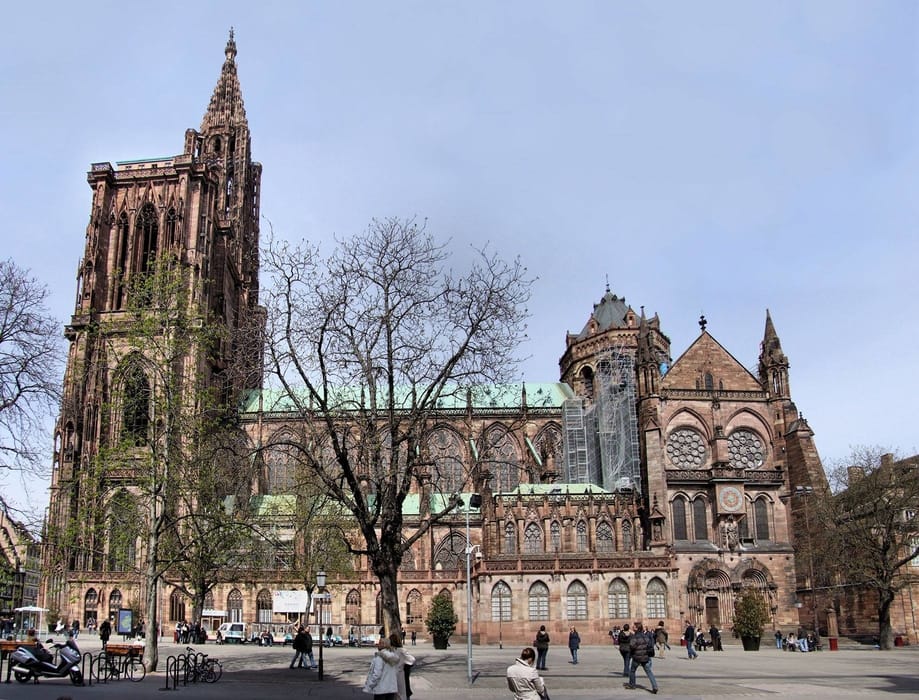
[741,635,761,651]
[432,635,449,650]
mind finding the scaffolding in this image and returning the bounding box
[562,343,641,492]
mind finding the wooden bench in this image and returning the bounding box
[103,644,143,657]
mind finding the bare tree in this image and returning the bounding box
[816,446,919,649]
[0,259,62,509]
[261,217,532,634]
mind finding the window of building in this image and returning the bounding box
[264,440,297,494]
[433,533,466,570]
[406,589,423,625]
[566,580,588,620]
[524,522,543,554]
[492,581,512,622]
[672,497,688,541]
[108,589,122,620]
[693,497,708,541]
[256,589,272,624]
[107,490,138,571]
[137,203,159,275]
[596,521,614,552]
[622,519,633,551]
[550,521,561,552]
[428,428,465,494]
[608,578,629,618]
[227,589,243,623]
[346,589,361,626]
[528,581,549,620]
[121,363,150,445]
[486,428,520,493]
[504,521,517,555]
[646,578,667,618]
[115,213,130,308]
[170,590,185,622]
[754,498,770,541]
[83,589,98,627]
[576,520,588,550]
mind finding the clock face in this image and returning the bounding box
[718,486,743,513]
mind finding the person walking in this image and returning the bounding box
[534,625,550,671]
[290,626,308,668]
[654,621,669,659]
[70,619,80,640]
[624,622,659,694]
[99,618,111,649]
[709,624,723,651]
[362,637,400,699]
[568,626,581,664]
[388,632,416,700]
[411,630,416,646]
[618,623,632,677]
[774,629,783,650]
[683,620,698,660]
[304,627,317,669]
[506,647,547,700]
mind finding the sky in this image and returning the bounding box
[2,1,918,515]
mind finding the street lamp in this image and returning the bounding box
[464,493,482,685]
[316,570,326,681]
[793,486,819,640]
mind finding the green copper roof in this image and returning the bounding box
[239,382,574,415]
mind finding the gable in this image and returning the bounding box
[662,332,763,392]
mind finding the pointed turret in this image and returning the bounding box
[201,28,248,132]
[758,309,790,398]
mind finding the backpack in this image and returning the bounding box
[646,631,656,657]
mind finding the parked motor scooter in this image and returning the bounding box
[10,637,83,685]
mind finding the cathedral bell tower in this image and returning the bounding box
[44,32,262,616]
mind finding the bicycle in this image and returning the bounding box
[185,646,222,683]
[95,649,146,682]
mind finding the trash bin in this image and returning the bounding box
[828,637,838,651]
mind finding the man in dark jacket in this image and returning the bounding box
[684,620,698,659]
[617,623,632,677]
[624,622,659,694]
[290,627,308,668]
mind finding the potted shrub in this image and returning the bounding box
[733,587,770,651]
[425,593,457,649]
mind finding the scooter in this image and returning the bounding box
[10,637,83,685]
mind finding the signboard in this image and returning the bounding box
[117,608,133,636]
[272,590,310,613]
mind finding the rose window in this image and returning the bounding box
[666,429,706,468]
[727,429,765,468]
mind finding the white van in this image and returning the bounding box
[217,622,248,644]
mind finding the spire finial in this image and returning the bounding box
[225,27,237,61]
[699,314,707,332]
[605,274,610,294]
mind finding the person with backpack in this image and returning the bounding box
[624,622,659,694]
[617,623,632,677]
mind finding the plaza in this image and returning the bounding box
[2,636,917,699]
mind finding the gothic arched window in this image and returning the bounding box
[136,203,159,275]
[550,521,561,552]
[406,589,423,625]
[169,590,185,621]
[528,581,549,620]
[608,578,629,618]
[486,427,520,493]
[566,580,588,620]
[116,213,130,308]
[524,522,543,554]
[264,439,297,494]
[646,577,667,618]
[596,521,614,552]
[428,428,465,493]
[256,589,272,624]
[693,497,708,542]
[576,520,588,550]
[227,589,243,623]
[672,497,688,541]
[107,490,138,572]
[492,581,512,622]
[121,362,150,445]
[504,521,517,554]
[165,208,178,249]
[433,533,465,570]
[346,589,361,626]
[108,589,122,620]
[754,497,771,541]
[581,366,594,400]
[83,589,98,627]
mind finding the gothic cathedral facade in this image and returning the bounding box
[44,35,828,645]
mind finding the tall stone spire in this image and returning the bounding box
[201,28,247,131]
[758,309,790,398]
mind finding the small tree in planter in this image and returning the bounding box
[425,593,457,649]
[733,587,770,651]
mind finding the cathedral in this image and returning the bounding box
[42,34,833,646]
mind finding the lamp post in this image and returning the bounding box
[793,486,819,639]
[316,570,326,681]
[464,493,481,685]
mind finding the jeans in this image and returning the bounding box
[570,647,578,663]
[536,648,548,670]
[629,659,658,691]
[290,650,306,667]
[620,650,631,676]
[686,641,697,659]
[775,637,783,650]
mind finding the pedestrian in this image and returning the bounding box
[506,647,547,700]
[618,623,632,677]
[624,622,659,694]
[774,629,783,649]
[533,625,550,670]
[362,637,400,699]
[709,624,723,651]
[388,632,416,700]
[290,626,308,668]
[304,627,317,668]
[683,620,698,659]
[99,618,111,649]
[568,626,581,664]
[654,621,669,658]
[55,619,64,635]
[411,629,417,646]
[70,619,80,640]
[326,626,333,646]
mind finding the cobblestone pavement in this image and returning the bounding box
[2,637,918,699]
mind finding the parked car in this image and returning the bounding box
[217,622,248,644]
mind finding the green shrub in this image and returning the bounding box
[425,593,457,640]
[733,587,770,638]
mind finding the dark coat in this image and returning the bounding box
[535,630,550,650]
[618,630,632,654]
[568,631,581,650]
[629,631,652,664]
[293,631,307,651]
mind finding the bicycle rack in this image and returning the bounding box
[161,655,179,691]
[81,651,95,686]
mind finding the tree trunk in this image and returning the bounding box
[878,587,895,650]
[143,530,160,671]
[373,557,402,637]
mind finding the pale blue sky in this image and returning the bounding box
[2,1,917,511]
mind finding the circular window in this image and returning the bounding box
[666,429,707,468]
[727,429,765,468]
